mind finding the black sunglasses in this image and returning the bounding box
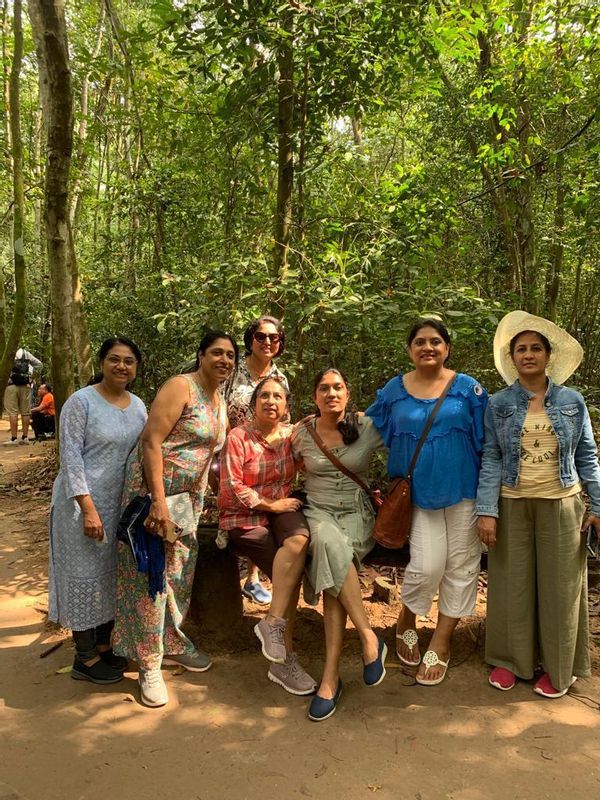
[254,332,281,344]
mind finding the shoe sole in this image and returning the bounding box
[489,677,516,691]
[365,642,388,687]
[254,623,286,664]
[241,587,271,605]
[71,668,123,685]
[162,658,212,673]
[533,676,576,698]
[396,649,421,667]
[308,688,342,722]
[268,671,317,696]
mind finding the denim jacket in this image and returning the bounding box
[475,379,600,517]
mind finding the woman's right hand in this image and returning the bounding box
[270,497,302,514]
[145,498,170,536]
[82,508,104,540]
[477,515,497,547]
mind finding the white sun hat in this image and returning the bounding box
[494,310,584,386]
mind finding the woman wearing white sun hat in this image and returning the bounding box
[476,311,600,698]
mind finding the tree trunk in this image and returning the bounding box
[69,220,93,384]
[0,0,12,358]
[0,0,27,406]
[273,7,294,298]
[29,0,75,422]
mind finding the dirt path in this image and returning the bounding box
[1,418,600,800]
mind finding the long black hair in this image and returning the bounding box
[312,368,359,445]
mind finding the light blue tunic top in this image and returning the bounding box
[48,386,147,630]
[366,373,488,510]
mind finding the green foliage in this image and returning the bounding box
[1,0,599,407]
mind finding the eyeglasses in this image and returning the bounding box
[254,332,281,345]
[105,355,138,367]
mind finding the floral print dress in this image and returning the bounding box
[113,375,226,670]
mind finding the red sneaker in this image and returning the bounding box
[489,666,517,691]
[533,672,576,698]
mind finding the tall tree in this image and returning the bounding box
[0,0,27,407]
[29,0,74,419]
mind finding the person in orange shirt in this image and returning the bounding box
[30,383,55,440]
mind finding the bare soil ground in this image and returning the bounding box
[1,418,600,800]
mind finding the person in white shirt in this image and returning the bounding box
[4,347,42,444]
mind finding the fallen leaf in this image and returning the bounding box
[56,665,72,674]
[541,751,553,761]
[123,696,134,702]
[172,666,186,675]
[367,785,382,792]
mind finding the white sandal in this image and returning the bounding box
[415,650,449,686]
[395,628,421,666]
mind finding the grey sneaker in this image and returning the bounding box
[268,653,317,696]
[254,616,287,663]
[162,650,212,673]
[138,668,168,707]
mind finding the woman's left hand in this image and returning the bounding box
[582,514,600,533]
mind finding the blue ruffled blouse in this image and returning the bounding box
[366,373,488,510]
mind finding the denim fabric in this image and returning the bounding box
[476,379,600,517]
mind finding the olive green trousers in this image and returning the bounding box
[485,494,590,691]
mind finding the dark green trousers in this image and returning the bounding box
[486,494,590,691]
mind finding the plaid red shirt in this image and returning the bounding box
[218,423,296,530]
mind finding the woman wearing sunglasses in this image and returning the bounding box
[224,316,289,604]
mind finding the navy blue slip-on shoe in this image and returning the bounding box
[307,680,343,722]
[363,638,388,687]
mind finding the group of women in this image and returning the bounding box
[47,311,600,720]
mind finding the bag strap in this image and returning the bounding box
[406,373,456,479]
[301,418,374,498]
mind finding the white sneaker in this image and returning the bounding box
[138,668,168,707]
[5,438,19,446]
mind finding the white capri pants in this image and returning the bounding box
[401,499,481,619]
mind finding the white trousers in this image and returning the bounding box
[401,499,480,618]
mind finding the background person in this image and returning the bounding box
[224,315,289,605]
[30,383,55,440]
[218,376,315,696]
[48,337,147,685]
[476,311,600,698]
[3,346,42,444]
[367,319,487,686]
[113,331,236,708]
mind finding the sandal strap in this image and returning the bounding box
[396,628,418,648]
[421,650,449,670]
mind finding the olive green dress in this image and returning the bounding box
[292,417,384,603]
